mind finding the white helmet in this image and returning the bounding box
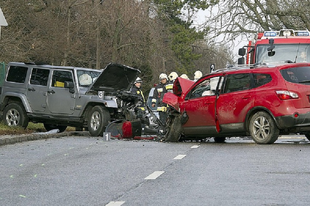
[180,74,189,80]
[194,70,202,81]
[159,73,168,80]
[134,77,142,84]
[168,72,178,81]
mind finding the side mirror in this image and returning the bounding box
[268,51,275,57]
[64,81,74,88]
[267,39,275,51]
[238,57,245,64]
[210,64,215,73]
[238,48,246,56]
[64,81,75,93]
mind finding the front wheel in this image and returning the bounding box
[164,114,182,142]
[3,102,29,128]
[249,111,279,144]
[87,106,110,136]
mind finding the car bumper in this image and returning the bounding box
[275,112,310,131]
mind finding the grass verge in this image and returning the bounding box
[0,122,75,135]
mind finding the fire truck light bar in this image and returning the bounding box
[261,29,310,39]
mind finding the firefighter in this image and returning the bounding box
[180,74,189,80]
[152,73,169,125]
[131,77,145,107]
[168,72,178,82]
[194,70,202,81]
[167,71,178,93]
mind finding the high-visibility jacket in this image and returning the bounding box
[152,82,169,111]
[131,85,145,107]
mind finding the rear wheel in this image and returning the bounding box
[44,124,67,132]
[249,111,279,144]
[164,114,182,142]
[87,106,110,136]
[3,102,29,128]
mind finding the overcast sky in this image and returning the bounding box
[193,9,247,63]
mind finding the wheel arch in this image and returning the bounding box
[82,102,112,120]
[244,106,279,132]
[2,94,31,112]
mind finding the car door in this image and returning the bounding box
[26,67,50,113]
[46,69,76,114]
[216,73,253,133]
[180,76,221,135]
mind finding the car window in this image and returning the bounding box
[52,70,73,88]
[30,68,50,86]
[77,70,101,87]
[7,66,28,83]
[187,76,220,99]
[253,73,272,88]
[223,73,251,93]
[280,66,310,84]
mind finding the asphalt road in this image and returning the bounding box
[1,136,310,206]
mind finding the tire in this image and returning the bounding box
[214,137,226,143]
[44,124,67,132]
[87,105,110,136]
[249,111,279,144]
[3,102,29,128]
[164,114,182,142]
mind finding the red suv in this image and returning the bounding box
[163,63,310,144]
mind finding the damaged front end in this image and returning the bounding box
[162,77,195,142]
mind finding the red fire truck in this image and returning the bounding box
[238,29,310,65]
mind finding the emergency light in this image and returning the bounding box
[261,29,310,39]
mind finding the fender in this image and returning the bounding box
[3,92,32,112]
[245,106,279,130]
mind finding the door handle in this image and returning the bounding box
[28,88,35,92]
[47,90,55,94]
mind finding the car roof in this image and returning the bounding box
[8,62,101,72]
[210,62,310,75]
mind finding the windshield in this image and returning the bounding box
[280,66,310,85]
[256,44,310,64]
[77,70,101,87]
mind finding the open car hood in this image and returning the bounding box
[88,63,140,92]
[163,77,194,111]
[173,77,194,95]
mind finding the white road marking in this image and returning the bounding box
[105,201,125,206]
[174,155,186,160]
[145,171,165,180]
[191,145,200,149]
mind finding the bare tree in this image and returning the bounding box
[203,0,310,44]
[0,0,232,89]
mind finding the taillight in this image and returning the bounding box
[276,90,299,100]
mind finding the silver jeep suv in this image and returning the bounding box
[0,62,140,136]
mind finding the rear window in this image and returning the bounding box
[280,66,310,84]
[253,73,272,88]
[7,66,28,83]
[224,73,251,93]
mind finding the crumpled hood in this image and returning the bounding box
[88,63,140,92]
[163,77,194,111]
